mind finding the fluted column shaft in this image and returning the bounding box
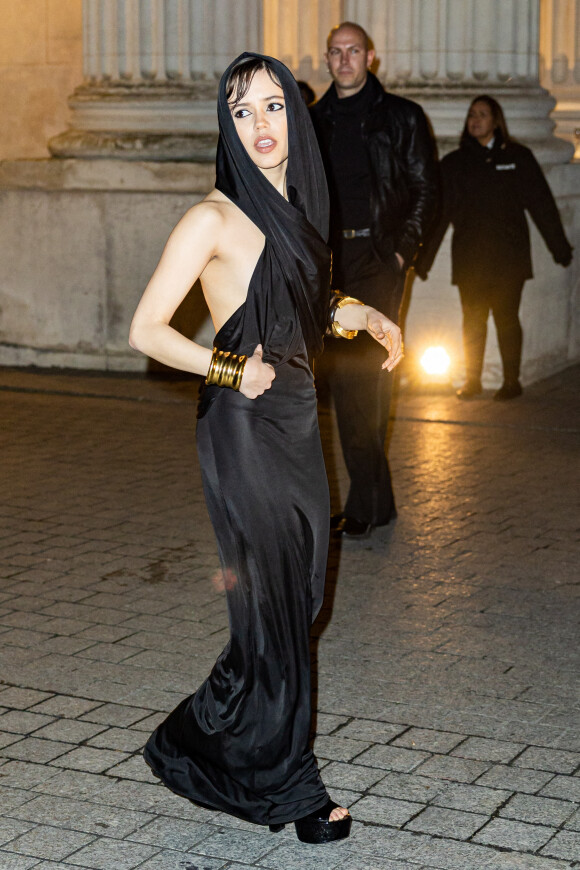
[540,0,580,153]
[83,0,261,84]
[540,0,580,87]
[344,0,539,85]
[263,0,340,85]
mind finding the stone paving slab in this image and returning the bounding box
[0,365,579,868]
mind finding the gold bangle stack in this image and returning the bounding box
[329,293,365,339]
[206,348,247,391]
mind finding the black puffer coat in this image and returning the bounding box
[416,133,572,287]
[310,73,438,267]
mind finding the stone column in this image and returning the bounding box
[540,0,580,156]
[263,0,341,86]
[343,0,573,162]
[49,0,262,161]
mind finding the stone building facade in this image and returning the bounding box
[1,0,579,385]
[0,0,82,161]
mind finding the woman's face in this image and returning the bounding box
[230,68,288,173]
[467,101,495,146]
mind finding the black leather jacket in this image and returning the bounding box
[310,73,438,267]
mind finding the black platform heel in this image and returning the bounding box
[294,799,351,844]
[268,823,285,833]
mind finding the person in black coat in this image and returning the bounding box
[416,95,572,401]
[309,21,438,537]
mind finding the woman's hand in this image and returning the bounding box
[239,344,276,399]
[365,307,404,372]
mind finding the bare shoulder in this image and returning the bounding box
[172,191,227,235]
[173,189,245,242]
[159,193,231,266]
[203,188,250,229]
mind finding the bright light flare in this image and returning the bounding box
[420,346,451,376]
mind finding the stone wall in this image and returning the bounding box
[0,0,83,160]
[1,157,578,386]
[0,160,214,371]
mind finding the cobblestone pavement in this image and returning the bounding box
[0,364,579,870]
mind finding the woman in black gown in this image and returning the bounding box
[130,52,402,843]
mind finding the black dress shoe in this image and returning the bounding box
[330,513,344,530]
[493,381,523,401]
[376,506,398,527]
[456,380,482,400]
[336,516,373,538]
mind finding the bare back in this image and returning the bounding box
[128,188,268,378]
[198,189,265,332]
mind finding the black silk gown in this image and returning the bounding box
[144,54,334,827]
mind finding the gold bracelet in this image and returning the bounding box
[205,348,247,391]
[206,350,247,390]
[329,293,365,339]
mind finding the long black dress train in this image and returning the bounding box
[144,53,335,827]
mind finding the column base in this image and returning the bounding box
[549,103,580,160]
[49,82,220,162]
[48,130,218,162]
[390,82,575,164]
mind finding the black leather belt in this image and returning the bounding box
[342,227,371,239]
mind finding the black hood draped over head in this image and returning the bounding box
[215,52,331,358]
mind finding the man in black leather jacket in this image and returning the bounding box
[311,21,438,537]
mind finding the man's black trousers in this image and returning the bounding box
[317,260,405,526]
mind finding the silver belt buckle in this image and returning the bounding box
[342,229,357,239]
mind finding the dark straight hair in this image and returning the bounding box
[460,94,512,146]
[226,57,281,108]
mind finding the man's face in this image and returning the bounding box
[325,26,375,98]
